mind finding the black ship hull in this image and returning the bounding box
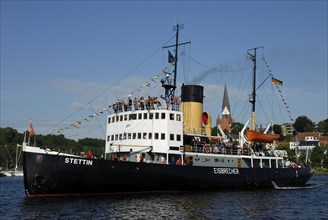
[23,150,313,196]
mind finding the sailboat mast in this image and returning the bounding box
[251,48,257,131]
[162,24,190,99]
[173,24,179,92]
[248,46,263,130]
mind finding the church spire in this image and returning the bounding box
[222,83,231,115]
[217,83,234,132]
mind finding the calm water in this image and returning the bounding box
[0,176,327,219]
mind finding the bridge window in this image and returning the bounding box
[138,133,142,139]
[161,113,166,119]
[130,114,137,120]
[149,113,154,119]
[161,133,165,140]
[176,114,181,121]
[170,113,174,120]
[155,113,159,119]
[155,133,159,140]
[170,134,174,141]
[143,132,147,139]
[133,133,136,139]
[144,113,148,119]
[128,133,131,139]
[149,133,152,139]
[112,116,115,123]
[177,134,181,141]
[108,118,111,124]
[120,115,123,121]
[138,113,142,120]
[124,114,128,121]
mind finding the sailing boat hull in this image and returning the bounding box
[23,149,313,196]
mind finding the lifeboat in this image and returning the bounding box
[245,129,280,143]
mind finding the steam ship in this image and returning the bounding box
[22,25,313,196]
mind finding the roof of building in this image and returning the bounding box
[296,132,320,140]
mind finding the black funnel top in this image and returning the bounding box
[181,85,203,103]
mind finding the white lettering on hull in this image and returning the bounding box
[64,157,93,166]
[213,168,239,175]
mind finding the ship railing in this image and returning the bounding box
[183,127,206,135]
[187,143,268,157]
[110,101,181,114]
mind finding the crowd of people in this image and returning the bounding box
[110,95,180,113]
[190,138,267,156]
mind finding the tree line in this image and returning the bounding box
[1,116,327,170]
[0,127,105,169]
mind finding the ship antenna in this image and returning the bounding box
[247,46,263,130]
[162,24,190,99]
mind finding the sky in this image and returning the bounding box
[1,1,327,140]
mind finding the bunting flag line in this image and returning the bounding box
[263,58,294,122]
[51,63,174,135]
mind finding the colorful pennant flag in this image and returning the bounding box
[168,51,175,63]
[271,77,283,85]
[29,120,35,138]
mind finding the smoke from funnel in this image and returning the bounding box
[191,68,218,84]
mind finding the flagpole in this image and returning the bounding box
[24,131,27,145]
[247,46,264,131]
[162,23,190,99]
[251,48,256,131]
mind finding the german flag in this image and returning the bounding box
[272,77,283,85]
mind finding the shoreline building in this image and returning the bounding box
[217,84,234,132]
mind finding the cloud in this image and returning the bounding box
[48,76,167,110]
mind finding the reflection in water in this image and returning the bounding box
[15,176,328,219]
[20,190,281,219]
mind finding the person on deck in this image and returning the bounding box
[176,157,182,165]
[86,150,93,158]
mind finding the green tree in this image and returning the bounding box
[322,151,328,168]
[0,127,25,169]
[273,124,282,135]
[293,116,314,132]
[317,119,328,135]
[310,146,324,167]
[78,138,105,157]
[276,144,296,161]
[0,127,18,144]
[230,122,245,134]
[211,126,218,136]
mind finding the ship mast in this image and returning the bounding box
[248,46,263,130]
[162,24,190,99]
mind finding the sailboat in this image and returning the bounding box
[0,145,15,177]
[11,144,24,176]
[22,24,313,197]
